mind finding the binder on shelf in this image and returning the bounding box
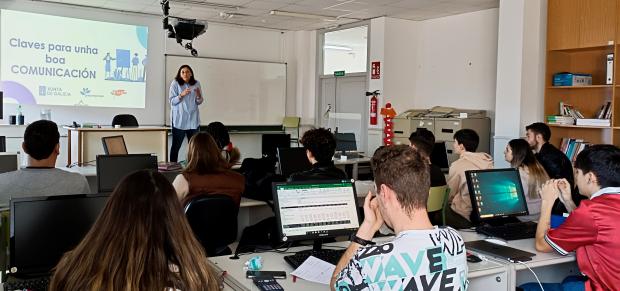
[607,53,614,85]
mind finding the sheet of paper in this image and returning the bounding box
[290,255,336,285]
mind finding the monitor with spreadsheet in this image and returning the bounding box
[272,180,360,243]
[465,168,529,223]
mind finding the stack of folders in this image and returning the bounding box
[575,119,610,126]
[547,115,575,125]
[158,162,182,171]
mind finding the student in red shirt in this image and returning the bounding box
[535,144,620,291]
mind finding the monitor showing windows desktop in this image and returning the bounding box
[272,180,360,250]
[465,168,529,224]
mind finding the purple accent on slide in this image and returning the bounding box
[0,81,37,104]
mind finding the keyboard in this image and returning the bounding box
[4,277,50,291]
[476,221,538,240]
[284,249,345,269]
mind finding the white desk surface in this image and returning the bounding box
[210,234,510,291]
[333,157,371,165]
[210,231,576,291]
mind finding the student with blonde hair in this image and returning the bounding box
[49,170,220,291]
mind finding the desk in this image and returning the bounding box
[210,232,578,291]
[209,236,509,291]
[334,157,371,180]
[64,126,169,166]
[63,166,180,193]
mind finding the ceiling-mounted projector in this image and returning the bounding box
[161,0,207,56]
[170,18,207,41]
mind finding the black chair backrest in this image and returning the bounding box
[111,114,139,127]
[184,194,238,256]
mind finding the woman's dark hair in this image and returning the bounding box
[300,128,337,164]
[205,121,240,166]
[205,122,230,150]
[49,170,219,291]
[575,144,620,188]
[174,65,197,86]
[508,139,549,198]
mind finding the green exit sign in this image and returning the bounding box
[334,70,345,77]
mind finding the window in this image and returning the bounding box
[323,25,368,75]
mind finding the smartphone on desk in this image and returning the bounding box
[246,270,287,279]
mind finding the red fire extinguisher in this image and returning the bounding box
[367,90,380,125]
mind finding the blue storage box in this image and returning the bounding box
[553,73,593,86]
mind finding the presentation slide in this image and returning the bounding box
[0,9,148,108]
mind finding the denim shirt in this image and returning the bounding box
[169,80,203,130]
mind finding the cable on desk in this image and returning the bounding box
[514,260,545,291]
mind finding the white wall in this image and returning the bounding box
[414,9,499,117]
[383,18,419,112]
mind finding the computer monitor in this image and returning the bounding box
[262,134,290,160]
[0,136,5,152]
[465,168,529,224]
[0,153,18,174]
[0,91,3,119]
[335,133,357,152]
[9,194,109,276]
[96,154,157,193]
[430,142,449,169]
[102,135,128,155]
[272,180,360,251]
[277,147,312,178]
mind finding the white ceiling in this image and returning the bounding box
[41,0,499,30]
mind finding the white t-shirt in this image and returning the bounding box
[334,226,468,291]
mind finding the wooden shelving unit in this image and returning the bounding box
[545,0,619,147]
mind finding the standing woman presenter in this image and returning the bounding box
[169,65,203,162]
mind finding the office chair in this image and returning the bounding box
[111,114,139,127]
[282,116,300,146]
[427,186,450,226]
[184,194,238,257]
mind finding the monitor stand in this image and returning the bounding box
[480,216,522,227]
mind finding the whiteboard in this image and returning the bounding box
[165,55,286,126]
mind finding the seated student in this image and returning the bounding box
[526,122,580,212]
[288,128,346,181]
[173,132,244,206]
[205,121,241,168]
[533,145,620,291]
[0,120,90,206]
[505,139,549,222]
[409,134,446,187]
[49,170,219,291]
[446,129,494,228]
[331,145,468,290]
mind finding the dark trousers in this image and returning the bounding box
[170,127,198,162]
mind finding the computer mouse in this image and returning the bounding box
[484,238,508,246]
[467,253,482,263]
